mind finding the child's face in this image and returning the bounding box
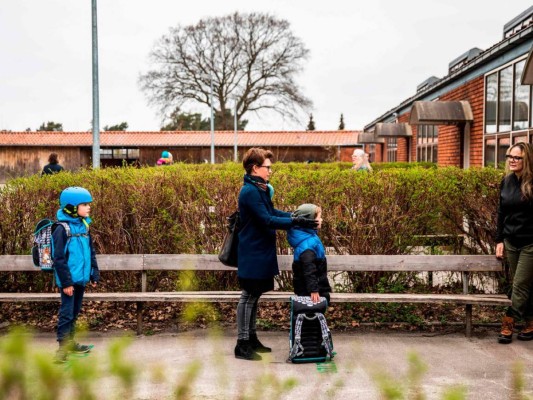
[315,208,322,230]
[77,203,91,218]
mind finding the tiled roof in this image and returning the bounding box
[0,130,360,147]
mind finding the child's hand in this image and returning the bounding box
[311,292,320,303]
[63,286,74,296]
[91,282,98,288]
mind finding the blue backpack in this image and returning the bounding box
[32,219,71,272]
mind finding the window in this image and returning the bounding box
[514,60,530,130]
[484,56,532,167]
[498,66,512,132]
[100,149,113,159]
[367,144,376,163]
[416,125,438,163]
[386,138,397,162]
[485,74,498,134]
[99,148,140,160]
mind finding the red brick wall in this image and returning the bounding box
[440,76,485,167]
[395,75,485,167]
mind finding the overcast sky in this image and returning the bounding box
[0,0,531,132]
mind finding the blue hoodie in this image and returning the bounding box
[287,227,325,261]
[52,209,99,288]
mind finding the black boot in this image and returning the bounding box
[234,339,262,361]
[249,333,272,353]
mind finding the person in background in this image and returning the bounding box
[351,149,372,172]
[496,142,533,344]
[42,153,64,176]
[235,147,318,361]
[156,150,174,166]
[287,203,332,304]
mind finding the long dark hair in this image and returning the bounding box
[505,142,533,200]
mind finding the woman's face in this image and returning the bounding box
[252,157,272,180]
[352,152,362,163]
[508,146,525,175]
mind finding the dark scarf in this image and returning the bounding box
[244,174,268,192]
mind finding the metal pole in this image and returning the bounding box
[210,74,215,164]
[91,0,100,168]
[234,100,238,162]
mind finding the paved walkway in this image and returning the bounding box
[23,329,533,399]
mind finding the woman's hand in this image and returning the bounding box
[496,242,504,259]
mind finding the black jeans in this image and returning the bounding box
[57,284,85,343]
[236,290,259,340]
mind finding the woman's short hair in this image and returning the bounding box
[242,148,273,174]
[353,149,365,157]
[48,153,59,164]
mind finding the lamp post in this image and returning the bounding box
[209,74,215,164]
[234,99,238,162]
[91,0,100,168]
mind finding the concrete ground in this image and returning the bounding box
[20,328,533,400]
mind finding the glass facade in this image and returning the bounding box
[484,57,531,167]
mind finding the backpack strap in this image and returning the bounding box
[54,222,72,238]
[288,313,306,361]
[316,313,334,360]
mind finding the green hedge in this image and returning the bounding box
[0,163,503,257]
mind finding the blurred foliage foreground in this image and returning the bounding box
[0,327,530,400]
[0,163,506,331]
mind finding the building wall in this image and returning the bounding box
[140,146,344,165]
[439,76,484,167]
[396,75,485,168]
[0,145,352,182]
[0,147,86,181]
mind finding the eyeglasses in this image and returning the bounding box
[257,165,272,171]
[506,155,524,162]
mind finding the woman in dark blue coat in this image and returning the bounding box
[235,148,318,360]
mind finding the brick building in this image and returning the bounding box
[362,6,533,168]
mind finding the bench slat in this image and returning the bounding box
[0,292,511,306]
[0,254,503,272]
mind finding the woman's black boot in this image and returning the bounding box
[249,333,272,353]
[234,339,262,360]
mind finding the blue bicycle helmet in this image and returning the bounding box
[59,187,93,208]
[161,150,170,158]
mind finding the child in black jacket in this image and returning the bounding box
[287,204,332,304]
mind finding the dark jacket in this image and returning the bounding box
[496,173,533,248]
[237,174,292,279]
[42,163,64,175]
[52,210,99,288]
[287,227,332,297]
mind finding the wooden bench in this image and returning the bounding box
[0,254,509,337]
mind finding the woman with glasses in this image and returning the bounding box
[496,142,533,344]
[234,147,318,360]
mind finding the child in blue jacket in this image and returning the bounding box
[52,187,99,363]
[287,204,332,304]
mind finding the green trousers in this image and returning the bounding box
[505,240,533,320]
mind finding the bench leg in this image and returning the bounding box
[465,304,473,338]
[136,301,143,335]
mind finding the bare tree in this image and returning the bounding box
[139,12,312,130]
